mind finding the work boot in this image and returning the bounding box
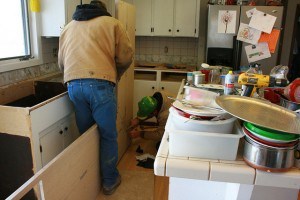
[103,175,121,195]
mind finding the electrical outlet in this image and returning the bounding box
[52,48,58,58]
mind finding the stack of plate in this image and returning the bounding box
[243,122,299,146]
[242,121,299,172]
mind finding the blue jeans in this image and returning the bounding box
[67,79,119,188]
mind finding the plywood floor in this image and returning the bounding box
[96,138,169,200]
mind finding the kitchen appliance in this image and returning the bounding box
[206,5,283,74]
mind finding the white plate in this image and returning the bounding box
[172,100,226,117]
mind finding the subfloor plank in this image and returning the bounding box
[96,138,169,200]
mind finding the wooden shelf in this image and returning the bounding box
[161,72,186,82]
[134,71,157,81]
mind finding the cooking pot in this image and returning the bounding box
[243,135,297,172]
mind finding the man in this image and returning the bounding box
[58,1,133,195]
[129,91,173,146]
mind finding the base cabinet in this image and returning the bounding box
[133,69,187,116]
[0,77,80,199]
[39,114,79,166]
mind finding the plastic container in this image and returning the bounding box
[167,118,243,160]
[284,78,300,103]
[187,72,193,84]
[183,86,220,107]
[224,71,235,95]
[168,107,236,134]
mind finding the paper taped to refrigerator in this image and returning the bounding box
[245,42,271,63]
[258,29,280,53]
[218,10,237,34]
[237,23,261,45]
[248,9,276,34]
[246,8,256,18]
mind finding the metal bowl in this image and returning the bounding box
[279,96,300,111]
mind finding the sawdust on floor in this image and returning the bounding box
[96,170,154,200]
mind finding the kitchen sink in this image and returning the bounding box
[4,80,67,107]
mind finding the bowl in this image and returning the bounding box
[279,96,300,111]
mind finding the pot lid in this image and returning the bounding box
[215,95,300,134]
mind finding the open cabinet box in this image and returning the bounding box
[0,73,80,199]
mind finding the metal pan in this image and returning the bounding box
[215,95,300,134]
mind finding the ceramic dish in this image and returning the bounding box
[243,122,299,142]
[171,106,214,120]
[172,100,225,117]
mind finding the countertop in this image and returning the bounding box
[134,62,196,72]
[154,80,300,190]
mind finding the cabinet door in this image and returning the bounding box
[174,0,199,37]
[41,0,114,37]
[62,114,80,148]
[153,0,174,36]
[159,81,182,97]
[39,123,64,166]
[133,80,157,116]
[40,0,67,37]
[133,0,153,36]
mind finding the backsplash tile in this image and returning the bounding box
[135,36,198,66]
[0,63,59,87]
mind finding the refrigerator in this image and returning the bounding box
[206,5,284,74]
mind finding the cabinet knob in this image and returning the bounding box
[161,87,165,90]
[177,29,179,32]
[152,86,155,89]
[64,127,68,131]
[168,29,171,32]
[59,130,63,135]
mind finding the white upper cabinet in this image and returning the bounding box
[133,0,200,37]
[153,0,174,36]
[174,0,200,37]
[133,0,153,36]
[41,0,114,37]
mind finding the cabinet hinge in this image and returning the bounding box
[151,27,154,32]
[40,145,43,153]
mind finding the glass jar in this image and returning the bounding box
[209,69,221,84]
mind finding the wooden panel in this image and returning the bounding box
[154,176,169,200]
[0,106,31,136]
[116,1,136,161]
[6,125,101,200]
[0,133,36,200]
[0,80,34,105]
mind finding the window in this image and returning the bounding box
[0,0,42,72]
[0,0,31,60]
